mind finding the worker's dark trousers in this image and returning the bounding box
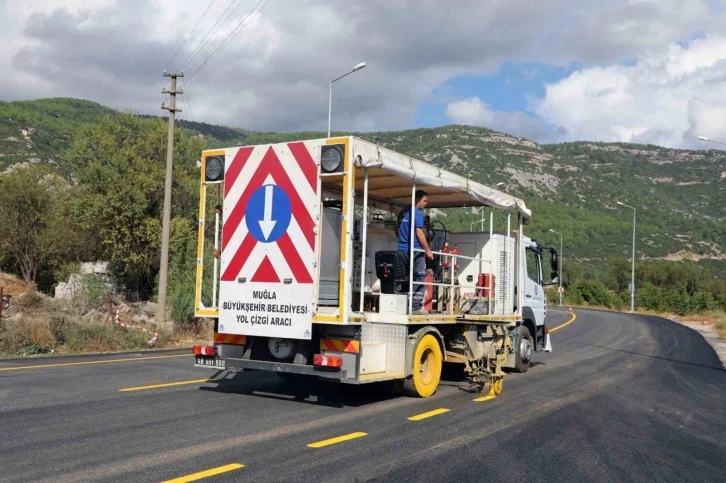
[399,250,425,311]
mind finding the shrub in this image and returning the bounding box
[636,283,665,312]
[12,291,48,312]
[0,315,169,356]
[64,322,150,352]
[666,288,691,316]
[72,274,109,313]
[691,291,716,313]
[607,292,625,311]
[568,280,611,307]
[49,315,69,344]
[0,317,54,355]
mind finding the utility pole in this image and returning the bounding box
[158,71,183,324]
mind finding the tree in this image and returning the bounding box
[607,257,631,291]
[0,167,77,287]
[61,114,206,299]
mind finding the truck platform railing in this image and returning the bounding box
[408,246,495,316]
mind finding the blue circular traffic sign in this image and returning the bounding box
[245,184,292,243]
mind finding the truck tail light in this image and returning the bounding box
[192,345,216,356]
[313,354,343,368]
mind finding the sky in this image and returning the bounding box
[2,0,726,148]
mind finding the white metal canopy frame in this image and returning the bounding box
[346,137,526,319]
[351,139,531,218]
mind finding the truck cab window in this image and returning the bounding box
[526,248,541,284]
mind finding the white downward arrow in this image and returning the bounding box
[259,185,277,240]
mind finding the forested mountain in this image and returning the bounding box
[2,97,725,280]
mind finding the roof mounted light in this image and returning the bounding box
[205,155,225,182]
[321,144,345,173]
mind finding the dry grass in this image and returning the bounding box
[0,272,29,297]
[0,290,214,358]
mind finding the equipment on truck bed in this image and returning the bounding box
[191,136,559,397]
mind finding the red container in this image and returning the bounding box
[477,274,495,298]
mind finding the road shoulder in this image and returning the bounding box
[665,317,726,369]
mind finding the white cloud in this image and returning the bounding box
[532,35,726,148]
[1,0,726,139]
[446,97,566,143]
[446,97,494,126]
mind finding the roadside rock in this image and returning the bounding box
[117,303,133,314]
[132,314,150,324]
[139,301,158,315]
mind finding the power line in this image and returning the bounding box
[179,85,189,121]
[177,0,247,72]
[165,0,218,70]
[190,0,269,80]
[186,0,271,84]
[182,78,194,122]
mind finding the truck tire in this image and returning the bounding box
[400,334,443,398]
[514,325,533,373]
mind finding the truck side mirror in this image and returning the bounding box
[546,249,560,286]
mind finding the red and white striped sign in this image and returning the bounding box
[218,141,320,340]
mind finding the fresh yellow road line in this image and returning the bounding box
[473,395,496,403]
[120,378,213,392]
[161,463,244,483]
[407,408,450,421]
[0,354,191,372]
[307,431,367,448]
[549,312,577,333]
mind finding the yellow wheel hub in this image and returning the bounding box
[410,334,443,398]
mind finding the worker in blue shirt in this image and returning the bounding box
[396,190,434,314]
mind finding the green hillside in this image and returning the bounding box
[0,98,248,172]
[1,98,725,276]
[0,98,115,171]
[355,127,726,262]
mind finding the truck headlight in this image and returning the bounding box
[205,155,225,181]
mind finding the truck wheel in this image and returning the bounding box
[400,334,442,398]
[514,325,533,373]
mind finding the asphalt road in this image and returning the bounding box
[1,308,725,483]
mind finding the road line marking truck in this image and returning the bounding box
[192,137,559,397]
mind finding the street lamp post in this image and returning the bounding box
[328,62,366,138]
[549,229,563,306]
[697,135,726,146]
[616,201,636,312]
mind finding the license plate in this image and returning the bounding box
[195,356,225,369]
